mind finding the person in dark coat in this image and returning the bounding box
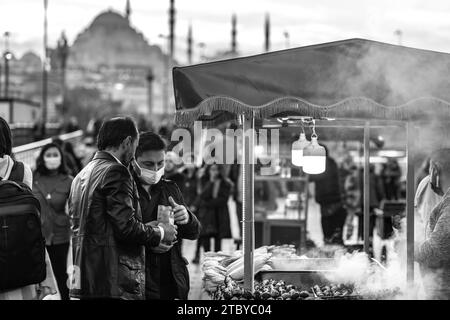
[381,158,401,200]
[181,162,199,212]
[132,132,201,300]
[309,146,347,245]
[68,117,177,300]
[356,164,385,239]
[194,164,232,259]
[33,143,73,300]
[164,151,186,193]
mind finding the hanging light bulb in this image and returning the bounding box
[291,122,310,166]
[303,120,326,174]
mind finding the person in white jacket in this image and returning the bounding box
[415,175,442,243]
[415,149,450,300]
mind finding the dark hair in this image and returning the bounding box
[97,116,138,151]
[0,117,13,157]
[136,131,167,158]
[52,137,64,148]
[35,143,69,175]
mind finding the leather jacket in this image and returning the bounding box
[68,151,162,300]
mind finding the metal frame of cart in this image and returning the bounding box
[172,38,450,295]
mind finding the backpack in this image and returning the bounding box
[0,161,47,291]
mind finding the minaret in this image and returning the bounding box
[125,0,131,20]
[169,0,176,59]
[264,13,270,52]
[231,14,237,54]
[187,23,193,64]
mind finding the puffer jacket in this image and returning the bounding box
[68,151,162,300]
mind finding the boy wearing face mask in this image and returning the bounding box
[32,143,73,300]
[68,117,178,300]
[131,132,201,300]
[415,148,450,300]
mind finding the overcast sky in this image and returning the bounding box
[2,0,450,64]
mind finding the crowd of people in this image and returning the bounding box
[1,114,449,300]
[0,115,240,300]
[306,146,403,247]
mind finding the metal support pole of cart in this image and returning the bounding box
[406,122,415,290]
[363,121,370,254]
[242,115,255,292]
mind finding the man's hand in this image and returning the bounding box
[146,221,159,228]
[158,221,178,243]
[169,196,189,225]
[146,220,177,246]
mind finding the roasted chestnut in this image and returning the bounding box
[291,291,300,300]
[261,292,271,300]
[242,290,253,300]
[271,289,280,298]
[281,293,291,300]
[299,291,310,298]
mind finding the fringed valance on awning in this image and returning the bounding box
[173,38,450,126]
[175,96,450,127]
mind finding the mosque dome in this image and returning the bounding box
[90,10,129,30]
[67,9,164,70]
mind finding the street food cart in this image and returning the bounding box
[172,38,450,297]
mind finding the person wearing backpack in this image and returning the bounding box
[0,116,58,300]
[33,143,73,300]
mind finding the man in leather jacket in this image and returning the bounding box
[132,132,201,299]
[68,117,178,300]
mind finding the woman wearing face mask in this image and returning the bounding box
[33,143,73,300]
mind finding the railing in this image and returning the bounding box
[10,123,64,146]
[12,130,84,170]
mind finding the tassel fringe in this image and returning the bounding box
[175,96,450,127]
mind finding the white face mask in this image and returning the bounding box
[44,155,61,170]
[140,166,165,185]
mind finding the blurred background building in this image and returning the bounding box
[2,2,178,132]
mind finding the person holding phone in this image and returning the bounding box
[132,132,201,300]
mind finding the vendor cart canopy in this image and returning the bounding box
[173,38,450,125]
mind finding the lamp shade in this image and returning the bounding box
[302,136,326,174]
[291,133,310,167]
